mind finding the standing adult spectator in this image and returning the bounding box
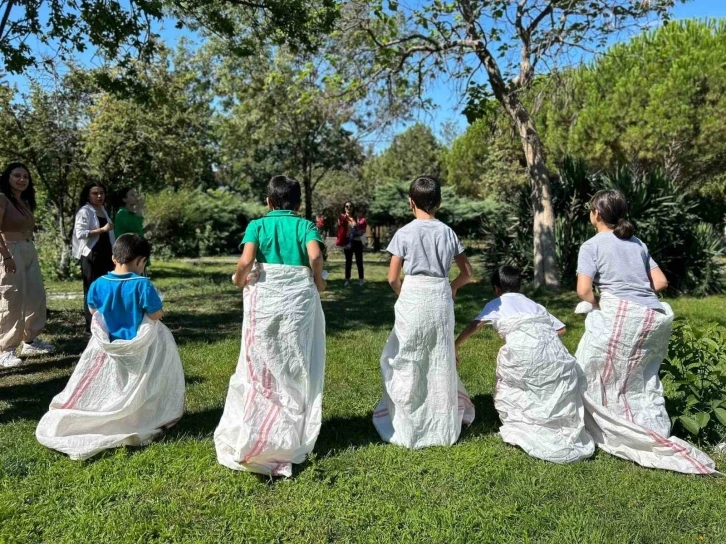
[72,182,115,332]
[0,162,55,367]
[336,201,365,286]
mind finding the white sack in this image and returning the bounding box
[575,293,718,474]
[493,314,594,463]
[36,315,185,460]
[214,264,325,477]
[374,275,475,449]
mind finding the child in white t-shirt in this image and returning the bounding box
[456,265,565,354]
[455,265,594,464]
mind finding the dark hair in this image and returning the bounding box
[112,187,133,211]
[0,162,36,213]
[492,265,522,294]
[113,233,151,264]
[589,189,634,240]
[344,201,354,213]
[267,175,301,210]
[409,176,441,213]
[79,181,108,209]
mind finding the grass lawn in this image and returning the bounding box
[1,255,724,543]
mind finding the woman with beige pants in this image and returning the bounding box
[0,163,54,368]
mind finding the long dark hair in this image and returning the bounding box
[78,181,108,210]
[111,187,132,216]
[0,162,36,214]
[590,189,634,240]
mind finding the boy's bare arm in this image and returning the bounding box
[455,320,485,348]
[233,243,257,288]
[556,327,566,336]
[388,255,404,295]
[450,253,473,299]
[307,240,326,293]
[148,309,165,321]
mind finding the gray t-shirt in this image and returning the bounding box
[577,232,663,311]
[387,219,465,278]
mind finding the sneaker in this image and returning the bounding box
[358,279,365,287]
[0,349,23,368]
[344,280,350,286]
[20,339,55,356]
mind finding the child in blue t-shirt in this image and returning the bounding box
[87,234,163,341]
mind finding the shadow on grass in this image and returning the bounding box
[0,374,68,424]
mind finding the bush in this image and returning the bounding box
[662,320,726,445]
[145,188,267,259]
[478,158,726,293]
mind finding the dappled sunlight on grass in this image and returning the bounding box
[0,258,723,542]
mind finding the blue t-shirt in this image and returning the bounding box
[87,272,163,341]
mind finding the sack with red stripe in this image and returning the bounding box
[493,314,594,463]
[214,264,326,477]
[575,293,719,474]
[373,275,475,449]
[36,315,185,460]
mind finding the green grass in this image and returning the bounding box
[1,256,724,543]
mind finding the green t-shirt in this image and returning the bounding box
[242,210,323,268]
[115,207,144,238]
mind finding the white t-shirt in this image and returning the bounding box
[475,293,565,331]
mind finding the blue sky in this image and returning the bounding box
[4,0,726,148]
[410,0,726,145]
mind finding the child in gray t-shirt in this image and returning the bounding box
[577,190,668,311]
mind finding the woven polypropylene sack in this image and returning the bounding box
[575,293,718,474]
[373,275,475,449]
[214,264,326,477]
[36,315,185,460]
[493,314,594,463]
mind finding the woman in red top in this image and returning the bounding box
[336,201,365,286]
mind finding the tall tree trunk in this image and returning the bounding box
[57,206,72,279]
[303,173,313,220]
[503,97,559,289]
[469,44,559,287]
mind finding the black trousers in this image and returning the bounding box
[344,240,364,280]
[81,250,114,330]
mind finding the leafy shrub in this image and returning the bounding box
[662,320,726,444]
[478,158,726,293]
[369,181,502,237]
[145,188,266,259]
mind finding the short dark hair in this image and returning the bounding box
[492,265,522,294]
[409,176,441,213]
[267,175,301,210]
[113,234,151,264]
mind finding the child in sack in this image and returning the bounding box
[36,234,185,460]
[214,175,327,477]
[455,265,594,463]
[373,176,475,449]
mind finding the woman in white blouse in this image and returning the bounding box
[72,182,115,332]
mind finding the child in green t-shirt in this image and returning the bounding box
[232,176,326,291]
[215,175,327,477]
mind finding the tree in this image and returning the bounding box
[211,46,364,218]
[444,111,528,199]
[540,19,726,191]
[85,45,217,191]
[0,0,337,77]
[343,0,679,288]
[364,123,443,184]
[0,72,92,276]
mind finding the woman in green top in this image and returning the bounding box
[113,188,144,238]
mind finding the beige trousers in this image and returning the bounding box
[0,241,47,350]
